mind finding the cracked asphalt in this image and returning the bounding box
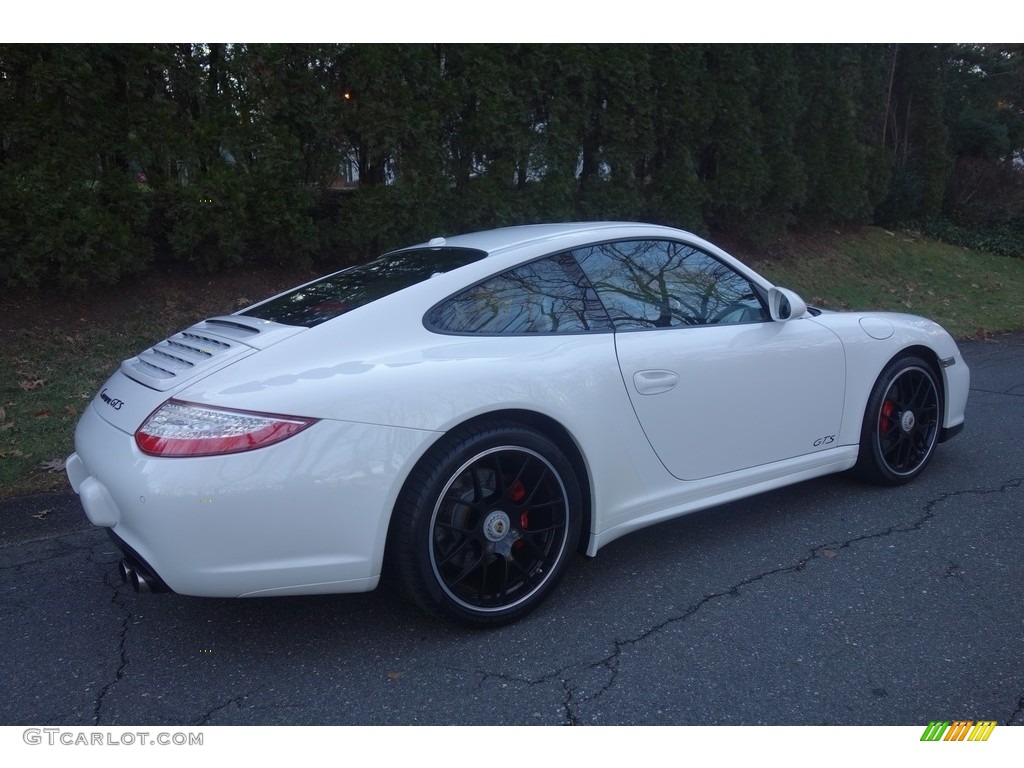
[1,333,1022,726]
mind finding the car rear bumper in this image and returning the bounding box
[67,403,437,597]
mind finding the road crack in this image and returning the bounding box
[560,678,579,725]
[91,565,133,725]
[193,689,262,726]
[1007,696,1024,726]
[969,386,1024,398]
[473,476,1023,721]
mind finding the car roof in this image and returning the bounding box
[401,222,689,257]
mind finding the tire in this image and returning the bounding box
[855,355,942,485]
[389,421,582,627]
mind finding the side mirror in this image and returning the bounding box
[768,287,808,322]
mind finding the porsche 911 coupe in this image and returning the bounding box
[66,222,969,625]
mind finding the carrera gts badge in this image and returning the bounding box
[100,388,124,410]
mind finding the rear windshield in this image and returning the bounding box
[240,247,487,327]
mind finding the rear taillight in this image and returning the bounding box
[135,400,317,457]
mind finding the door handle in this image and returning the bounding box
[633,369,679,395]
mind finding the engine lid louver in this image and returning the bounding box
[119,315,304,391]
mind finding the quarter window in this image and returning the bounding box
[572,240,767,330]
[426,253,613,334]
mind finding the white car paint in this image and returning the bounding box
[66,222,969,620]
[615,318,846,480]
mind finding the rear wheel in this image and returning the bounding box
[855,355,942,485]
[390,421,582,626]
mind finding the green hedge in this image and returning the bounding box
[2,43,1022,288]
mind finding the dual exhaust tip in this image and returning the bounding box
[118,558,162,593]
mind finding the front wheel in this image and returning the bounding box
[855,355,942,485]
[389,421,582,626]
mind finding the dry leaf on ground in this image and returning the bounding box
[39,458,65,472]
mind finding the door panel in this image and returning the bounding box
[614,319,846,480]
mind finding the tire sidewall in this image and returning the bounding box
[859,355,943,484]
[396,422,582,626]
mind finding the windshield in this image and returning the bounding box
[239,247,488,327]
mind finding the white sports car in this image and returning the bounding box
[66,222,969,625]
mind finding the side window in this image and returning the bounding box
[426,253,613,334]
[572,240,767,330]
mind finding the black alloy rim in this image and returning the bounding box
[876,366,939,476]
[429,446,569,612]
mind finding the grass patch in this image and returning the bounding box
[752,226,1024,339]
[2,226,1023,500]
[0,266,314,499]
[0,309,225,497]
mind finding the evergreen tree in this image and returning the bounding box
[645,44,712,231]
[878,44,953,222]
[793,44,880,224]
[2,43,1022,289]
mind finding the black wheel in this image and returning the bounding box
[855,355,942,485]
[389,421,582,626]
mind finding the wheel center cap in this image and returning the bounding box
[901,410,916,432]
[483,510,512,542]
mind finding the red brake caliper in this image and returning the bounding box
[880,400,895,434]
[509,480,528,549]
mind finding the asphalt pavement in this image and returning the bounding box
[1,332,1021,726]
